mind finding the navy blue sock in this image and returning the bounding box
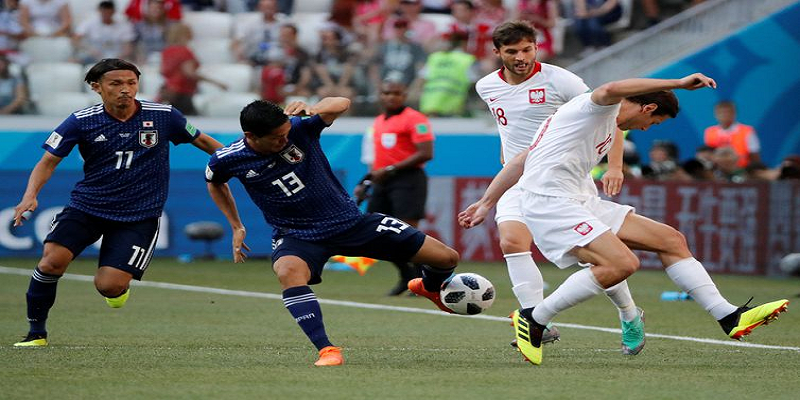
[26,267,62,334]
[421,265,456,292]
[282,286,333,351]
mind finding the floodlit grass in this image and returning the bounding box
[1,257,798,399]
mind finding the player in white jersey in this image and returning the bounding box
[460,73,789,365]
[476,21,641,358]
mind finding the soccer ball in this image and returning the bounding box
[440,273,495,315]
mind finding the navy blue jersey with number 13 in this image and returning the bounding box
[205,115,363,240]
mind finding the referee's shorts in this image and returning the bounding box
[367,168,428,221]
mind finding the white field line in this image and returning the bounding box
[1,266,797,352]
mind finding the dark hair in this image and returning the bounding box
[98,0,115,9]
[452,0,474,10]
[626,90,679,118]
[715,100,735,109]
[492,20,537,49]
[240,100,288,137]
[84,58,140,84]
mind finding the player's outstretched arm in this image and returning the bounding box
[310,97,351,125]
[591,73,716,106]
[602,128,625,197]
[191,133,224,155]
[14,152,62,227]
[458,150,527,229]
[207,181,249,263]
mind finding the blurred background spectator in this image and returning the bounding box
[232,0,286,64]
[352,0,391,47]
[260,23,311,104]
[419,30,476,116]
[160,23,227,115]
[133,0,174,65]
[381,0,438,52]
[449,0,494,74]
[420,0,451,14]
[704,100,761,168]
[369,18,426,103]
[0,0,23,61]
[777,155,800,180]
[640,0,704,27]
[126,0,181,22]
[0,52,26,114]
[311,25,357,100]
[712,146,745,183]
[515,0,559,61]
[572,0,621,57]
[642,140,681,181]
[73,1,135,65]
[19,0,72,37]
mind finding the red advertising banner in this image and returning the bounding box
[425,178,800,276]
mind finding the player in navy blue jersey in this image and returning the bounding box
[206,98,460,366]
[12,59,223,347]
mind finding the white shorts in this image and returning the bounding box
[521,192,634,269]
[495,183,525,224]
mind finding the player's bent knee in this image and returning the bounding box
[661,228,691,256]
[499,236,529,254]
[37,259,68,275]
[619,253,640,276]
[94,278,128,298]
[273,258,311,287]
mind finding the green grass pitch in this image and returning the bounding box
[1,257,798,399]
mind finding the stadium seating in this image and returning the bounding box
[608,0,635,31]
[67,0,128,26]
[19,37,74,63]
[290,13,328,53]
[419,13,455,37]
[199,92,260,117]
[183,11,233,40]
[36,92,95,117]
[190,39,235,64]
[197,63,253,94]
[293,0,333,13]
[138,64,164,100]
[26,62,84,101]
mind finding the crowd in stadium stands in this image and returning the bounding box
[0,0,711,116]
[5,0,794,181]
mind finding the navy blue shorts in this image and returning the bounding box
[45,207,160,280]
[271,213,427,285]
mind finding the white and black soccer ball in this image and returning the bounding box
[779,253,800,276]
[440,273,495,315]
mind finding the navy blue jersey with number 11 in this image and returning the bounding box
[42,100,200,222]
[205,115,363,240]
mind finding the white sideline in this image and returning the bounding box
[1,266,797,352]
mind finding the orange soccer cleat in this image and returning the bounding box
[314,346,344,367]
[408,278,453,313]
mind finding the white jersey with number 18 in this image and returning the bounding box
[475,62,589,163]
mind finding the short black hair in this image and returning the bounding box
[99,0,115,10]
[626,90,679,118]
[492,20,537,49]
[240,100,288,137]
[84,58,140,84]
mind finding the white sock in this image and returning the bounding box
[665,257,737,320]
[532,268,603,325]
[504,251,544,308]
[604,280,638,322]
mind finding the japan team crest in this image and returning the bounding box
[529,88,546,104]
[280,144,304,164]
[139,130,158,148]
